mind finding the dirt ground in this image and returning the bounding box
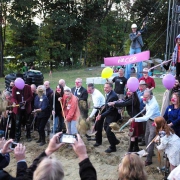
[4,123,166,180]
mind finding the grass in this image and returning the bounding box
[0,66,165,107]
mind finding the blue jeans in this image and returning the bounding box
[67,120,77,134]
[53,115,63,133]
[125,47,143,79]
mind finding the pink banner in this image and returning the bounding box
[104,51,150,66]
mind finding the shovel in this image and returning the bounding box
[4,115,10,140]
[86,106,105,136]
[137,135,158,157]
[118,108,146,132]
[86,121,97,136]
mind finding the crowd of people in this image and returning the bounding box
[1,24,180,180]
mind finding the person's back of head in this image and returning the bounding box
[33,157,64,180]
[119,153,147,180]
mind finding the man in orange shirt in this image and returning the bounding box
[63,87,80,134]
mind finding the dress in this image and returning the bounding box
[157,132,180,166]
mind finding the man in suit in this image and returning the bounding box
[71,78,88,119]
[96,82,120,153]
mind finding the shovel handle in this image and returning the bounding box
[59,100,69,133]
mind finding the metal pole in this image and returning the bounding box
[0,0,3,77]
[168,0,175,59]
[165,0,172,60]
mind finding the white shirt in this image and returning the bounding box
[89,89,105,118]
[135,96,160,122]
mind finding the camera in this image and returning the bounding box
[9,142,18,150]
[59,133,77,144]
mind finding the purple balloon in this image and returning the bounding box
[162,74,175,90]
[15,78,25,90]
[127,77,139,92]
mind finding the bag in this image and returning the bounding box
[128,127,134,137]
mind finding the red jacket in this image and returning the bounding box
[63,94,80,122]
[12,85,33,114]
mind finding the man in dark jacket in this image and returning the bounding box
[12,83,33,142]
[96,82,120,153]
[71,78,88,119]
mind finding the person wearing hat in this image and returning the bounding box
[125,22,146,80]
[63,87,80,134]
[137,80,148,146]
[139,68,155,91]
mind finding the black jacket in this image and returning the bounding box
[34,95,50,118]
[114,97,140,117]
[101,90,118,122]
[0,161,27,180]
[50,93,62,117]
[71,86,88,101]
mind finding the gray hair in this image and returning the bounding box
[33,157,64,180]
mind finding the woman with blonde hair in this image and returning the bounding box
[118,153,147,180]
[154,116,180,171]
[33,158,64,180]
[34,85,50,146]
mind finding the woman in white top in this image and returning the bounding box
[154,116,180,171]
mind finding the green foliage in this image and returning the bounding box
[1,0,171,74]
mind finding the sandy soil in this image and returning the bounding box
[4,124,166,180]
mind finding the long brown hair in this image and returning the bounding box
[154,116,174,136]
[171,92,180,108]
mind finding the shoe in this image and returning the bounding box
[27,137,32,142]
[87,138,96,141]
[39,142,46,146]
[115,140,120,145]
[85,134,91,138]
[145,161,152,166]
[105,147,116,153]
[87,137,92,141]
[36,139,41,143]
[139,141,146,146]
[94,142,102,147]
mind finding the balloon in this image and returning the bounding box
[101,67,113,78]
[15,78,25,90]
[162,74,175,90]
[127,77,139,92]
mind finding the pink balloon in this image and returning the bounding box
[127,77,139,92]
[15,78,25,90]
[162,74,175,90]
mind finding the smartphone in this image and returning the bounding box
[9,142,18,150]
[59,134,77,144]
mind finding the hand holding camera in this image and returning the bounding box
[0,139,14,154]
[14,143,26,162]
[72,134,88,162]
[45,132,65,156]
